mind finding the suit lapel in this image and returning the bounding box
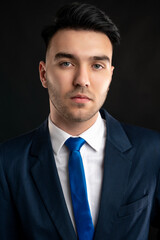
[94,110,133,239]
[28,110,134,239]
[30,120,76,240]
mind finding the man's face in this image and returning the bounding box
[39,29,114,126]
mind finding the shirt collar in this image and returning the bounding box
[48,112,106,155]
[79,113,106,152]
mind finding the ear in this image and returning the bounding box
[39,61,48,88]
[107,65,114,93]
[109,65,114,85]
[111,66,114,75]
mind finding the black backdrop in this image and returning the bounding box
[1,0,160,142]
[0,0,160,238]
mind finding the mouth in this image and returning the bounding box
[70,94,91,104]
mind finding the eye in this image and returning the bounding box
[92,64,104,70]
[59,62,72,67]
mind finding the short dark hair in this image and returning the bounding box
[41,2,120,51]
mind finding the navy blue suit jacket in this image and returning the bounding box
[0,109,160,240]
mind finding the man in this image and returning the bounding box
[0,2,160,240]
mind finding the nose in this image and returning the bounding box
[73,66,90,87]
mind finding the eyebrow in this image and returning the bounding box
[91,55,110,62]
[54,52,75,60]
[54,52,110,62]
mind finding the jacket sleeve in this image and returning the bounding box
[0,146,24,240]
[150,170,160,240]
[155,170,160,228]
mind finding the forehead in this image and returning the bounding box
[47,29,113,59]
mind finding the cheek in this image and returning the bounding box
[92,76,111,96]
[47,73,74,98]
[47,69,74,88]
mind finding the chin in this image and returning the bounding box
[63,108,98,123]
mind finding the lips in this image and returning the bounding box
[71,94,91,103]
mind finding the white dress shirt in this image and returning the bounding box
[48,112,106,229]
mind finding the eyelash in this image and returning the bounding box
[92,64,104,70]
[59,61,104,70]
[59,62,72,67]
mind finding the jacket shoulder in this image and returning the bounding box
[0,120,48,167]
[121,122,160,143]
[0,129,35,152]
[120,122,160,163]
[101,109,160,151]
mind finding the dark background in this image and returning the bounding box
[1,0,160,142]
[0,0,160,238]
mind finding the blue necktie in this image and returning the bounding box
[65,137,94,240]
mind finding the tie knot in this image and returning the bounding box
[65,137,86,151]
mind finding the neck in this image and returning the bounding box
[50,111,99,136]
